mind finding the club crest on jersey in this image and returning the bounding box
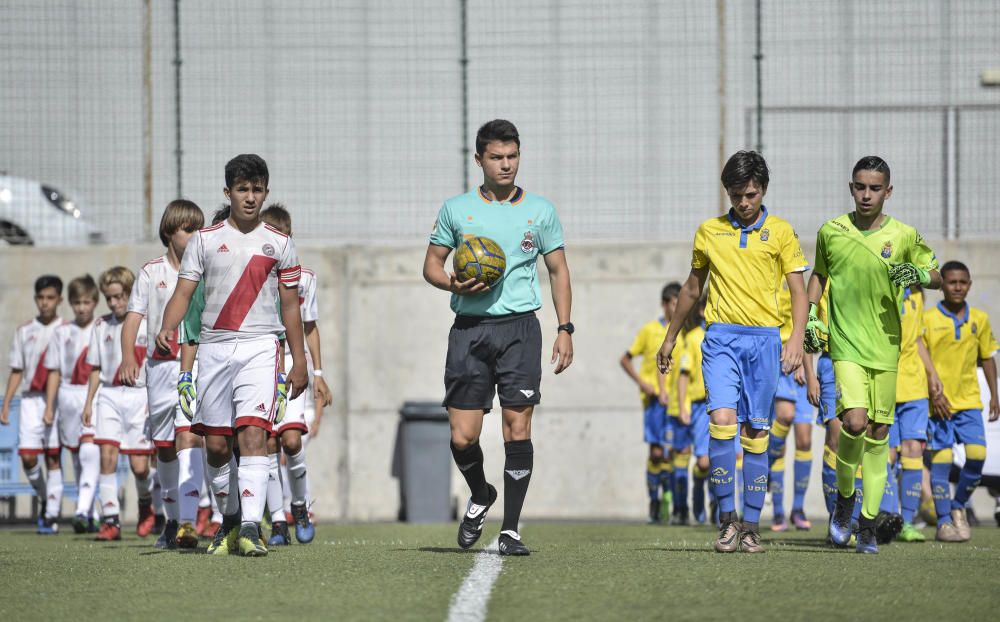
[881,241,893,259]
[262,244,275,257]
[759,228,769,242]
[521,231,535,253]
[972,322,977,334]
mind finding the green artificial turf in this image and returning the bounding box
[2,522,998,621]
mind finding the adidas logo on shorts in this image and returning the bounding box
[241,489,254,498]
[255,403,267,412]
[156,280,168,289]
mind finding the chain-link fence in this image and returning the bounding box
[1,0,998,245]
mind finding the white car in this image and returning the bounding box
[0,174,103,245]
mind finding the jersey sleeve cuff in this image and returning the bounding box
[278,265,301,286]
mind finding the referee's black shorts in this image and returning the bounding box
[443,311,542,412]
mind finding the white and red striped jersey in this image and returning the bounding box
[284,267,318,358]
[7,317,62,394]
[44,320,95,385]
[299,268,318,324]
[178,220,300,344]
[128,254,181,360]
[86,314,148,387]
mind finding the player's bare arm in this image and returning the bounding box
[304,320,332,406]
[82,366,101,427]
[118,311,144,386]
[917,337,950,419]
[423,243,489,295]
[43,368,61,426]
[657,267,707,374]
[657,369,668,407]
[804,351,820,407]
[782,271,807,373]
[619,353,656,397]
[279,283,308,400]
[544,248,573,374]
[916,337,943,400]
[179,342,197,372]
[1,369,23,425]
[157,277,198,353]
[983,356,999,422]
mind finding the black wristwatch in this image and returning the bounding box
[557,322,575,335]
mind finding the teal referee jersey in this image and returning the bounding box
[430,186,565,317]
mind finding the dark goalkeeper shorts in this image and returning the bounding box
[443,311,542,412]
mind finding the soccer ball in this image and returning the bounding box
[453,236,506,287]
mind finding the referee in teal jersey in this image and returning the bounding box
[423,120,574,556]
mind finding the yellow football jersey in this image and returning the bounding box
[895,288,928,403]
[692,209,808,328]
[666,347,688,416]
[680,324,706,402]
[923,303,999,411]
[627,318,668,403]
[778,278,793,343]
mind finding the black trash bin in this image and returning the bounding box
[399,402,452,523]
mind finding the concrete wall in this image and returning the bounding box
[2,239,999,521]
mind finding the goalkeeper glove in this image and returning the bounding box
[274,372,288,425]
[804,303,829,354]
[178,371,196,421]
[888,263,930,288]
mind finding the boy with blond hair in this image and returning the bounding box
[83,267,156,541]
[119,200,206,549]
[43,275,101,532]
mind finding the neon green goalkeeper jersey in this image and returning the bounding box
[813,213,938,371]
[179,281,205,344]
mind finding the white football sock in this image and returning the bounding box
[177,447,204,524]
[281,461,292,514]
[99,473,120,518]
[285,448,309,505]
[267,452,285,523]
[45,468,63,518]
[238,455,269,524]
[76,443,100,517]
[26,462,46,498]
[157,458,180,522]
[206,456,239,516]
[72,453,82,483]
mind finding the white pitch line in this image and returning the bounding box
[446,535,503,622]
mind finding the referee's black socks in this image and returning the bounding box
[501,440,534,533]
[451,441,490,505]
